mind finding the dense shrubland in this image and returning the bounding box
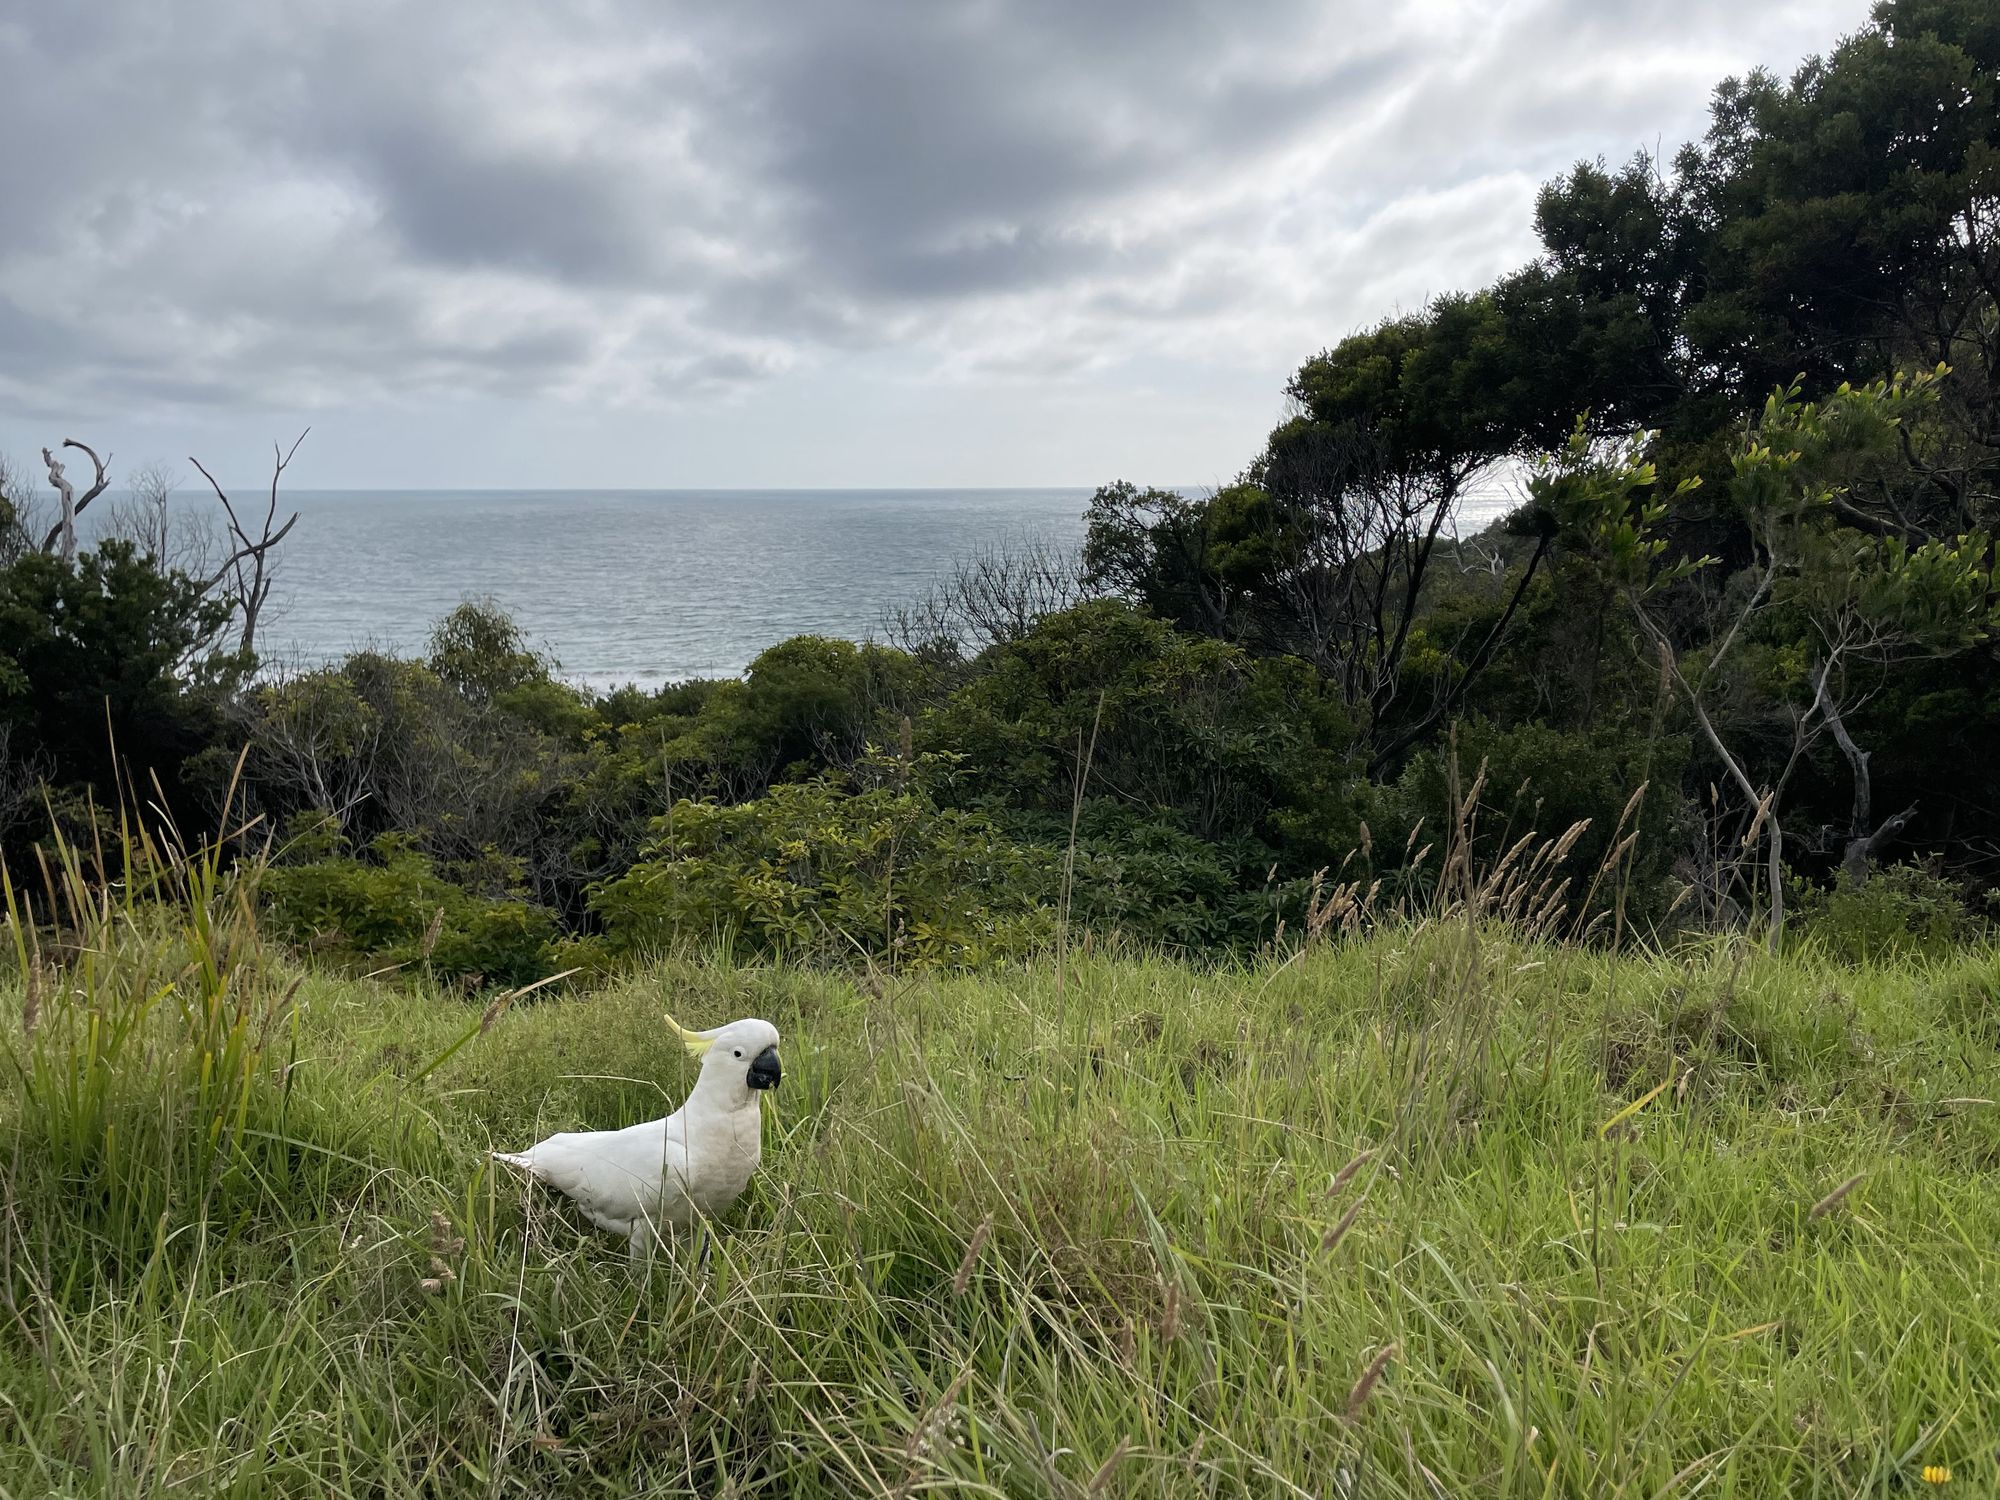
[3,0,1997,981]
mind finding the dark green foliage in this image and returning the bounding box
[1041,803,1283,953]
[927,600,1356,841]
[1081,481,1285,643]
[242,649,580,897]
[0,541,241,845]
[1275,291,1565,471]
[1398,720,1692,929]
[260,832,561,987]
[1793,861,1990,964]
[667,635,928,794]
[590,769,1055,968]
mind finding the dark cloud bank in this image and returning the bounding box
[0,0,1871,474]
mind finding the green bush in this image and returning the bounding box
[590,768,1056,968]
[928,599,1361,849]
[260,834,561,987]
[0,540,243,855]
[1012,803,1280,953]
[1793,862,1985,965]
[684,636,931,790]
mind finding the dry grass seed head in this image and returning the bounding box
[1087,1437,1133,1494]
[419,905,445,960]
[1322,1198,1366,1254]
[1808,1172,1866,1220]
[1344,1343,1399,1420]
[952,1216,994,1297]
[1329,1148,1376,1196]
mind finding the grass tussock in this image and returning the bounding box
[2,815,1999,1495]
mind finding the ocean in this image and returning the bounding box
[70,484,1512,689]
[126,487,1092,690]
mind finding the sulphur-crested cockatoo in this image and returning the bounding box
[492,1015,781,1257]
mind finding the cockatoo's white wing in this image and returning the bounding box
[493,1111,693,1237]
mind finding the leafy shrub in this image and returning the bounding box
[1793,862,1985,965]
[0,540,243,856]
[261,834,560,987]
[242,646,583,911]
[1014,803,1280,953]
[426,598,555,705]
[663,635,931,796]
[928,599,1361,850]
[591,767,1056,968]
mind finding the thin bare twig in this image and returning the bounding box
[188,430,306,657]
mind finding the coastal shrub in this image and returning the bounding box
[662,635,933,796]
[1010,803,1281,952]
[242,647,582,906]
[1793,862,1986,965]
[0,540,242,855]
[260,834,560,987]
[590,770,1056,968]
[426,598,555,705]
[928,599,1360,846]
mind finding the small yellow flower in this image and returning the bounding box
[1921,1464,1951,1485]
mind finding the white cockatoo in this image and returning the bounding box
[492,1015,782,1258]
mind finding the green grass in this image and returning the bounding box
[4,897,1999,1495]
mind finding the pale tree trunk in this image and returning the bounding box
[1820,682,1916,886]
[39,440,112,564]
[1633,586,1792,953]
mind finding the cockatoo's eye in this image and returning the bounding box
[733,1049,742,1058]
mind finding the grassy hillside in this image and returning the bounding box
[3,895,1998,1496]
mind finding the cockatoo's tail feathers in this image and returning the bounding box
[664,1011,718,1058]
[491,1150,534,1171]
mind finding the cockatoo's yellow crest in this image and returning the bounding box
[664,1012,716,1058]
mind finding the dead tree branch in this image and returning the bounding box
[189,429,306,658]
[1822,678,1918,884]
[39,439,112,562]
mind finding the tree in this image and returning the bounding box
[427,598,555,705]
[188,432,305,659]
[108,462,219,579]
[1674,1,1999,521]
[1083,313,1569,774]
[0,540,241,830]
[883,533,1091,660]
[38,439,112,565]
[1565,372,1997,947]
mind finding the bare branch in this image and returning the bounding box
[188,432,306,658]
[1821,667,1920,885]
[883,532,1091,657]
[39,438,112,561]
[200,511,302,592]
[1842,802,1918,886]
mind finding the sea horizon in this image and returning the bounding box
[68,483,1515,689]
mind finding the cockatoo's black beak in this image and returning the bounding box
[747,1044,782,1090]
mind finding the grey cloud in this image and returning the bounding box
[730,2,1407,297]
[0,0,1874,428]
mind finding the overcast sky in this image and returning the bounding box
[1,0,1872,490]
